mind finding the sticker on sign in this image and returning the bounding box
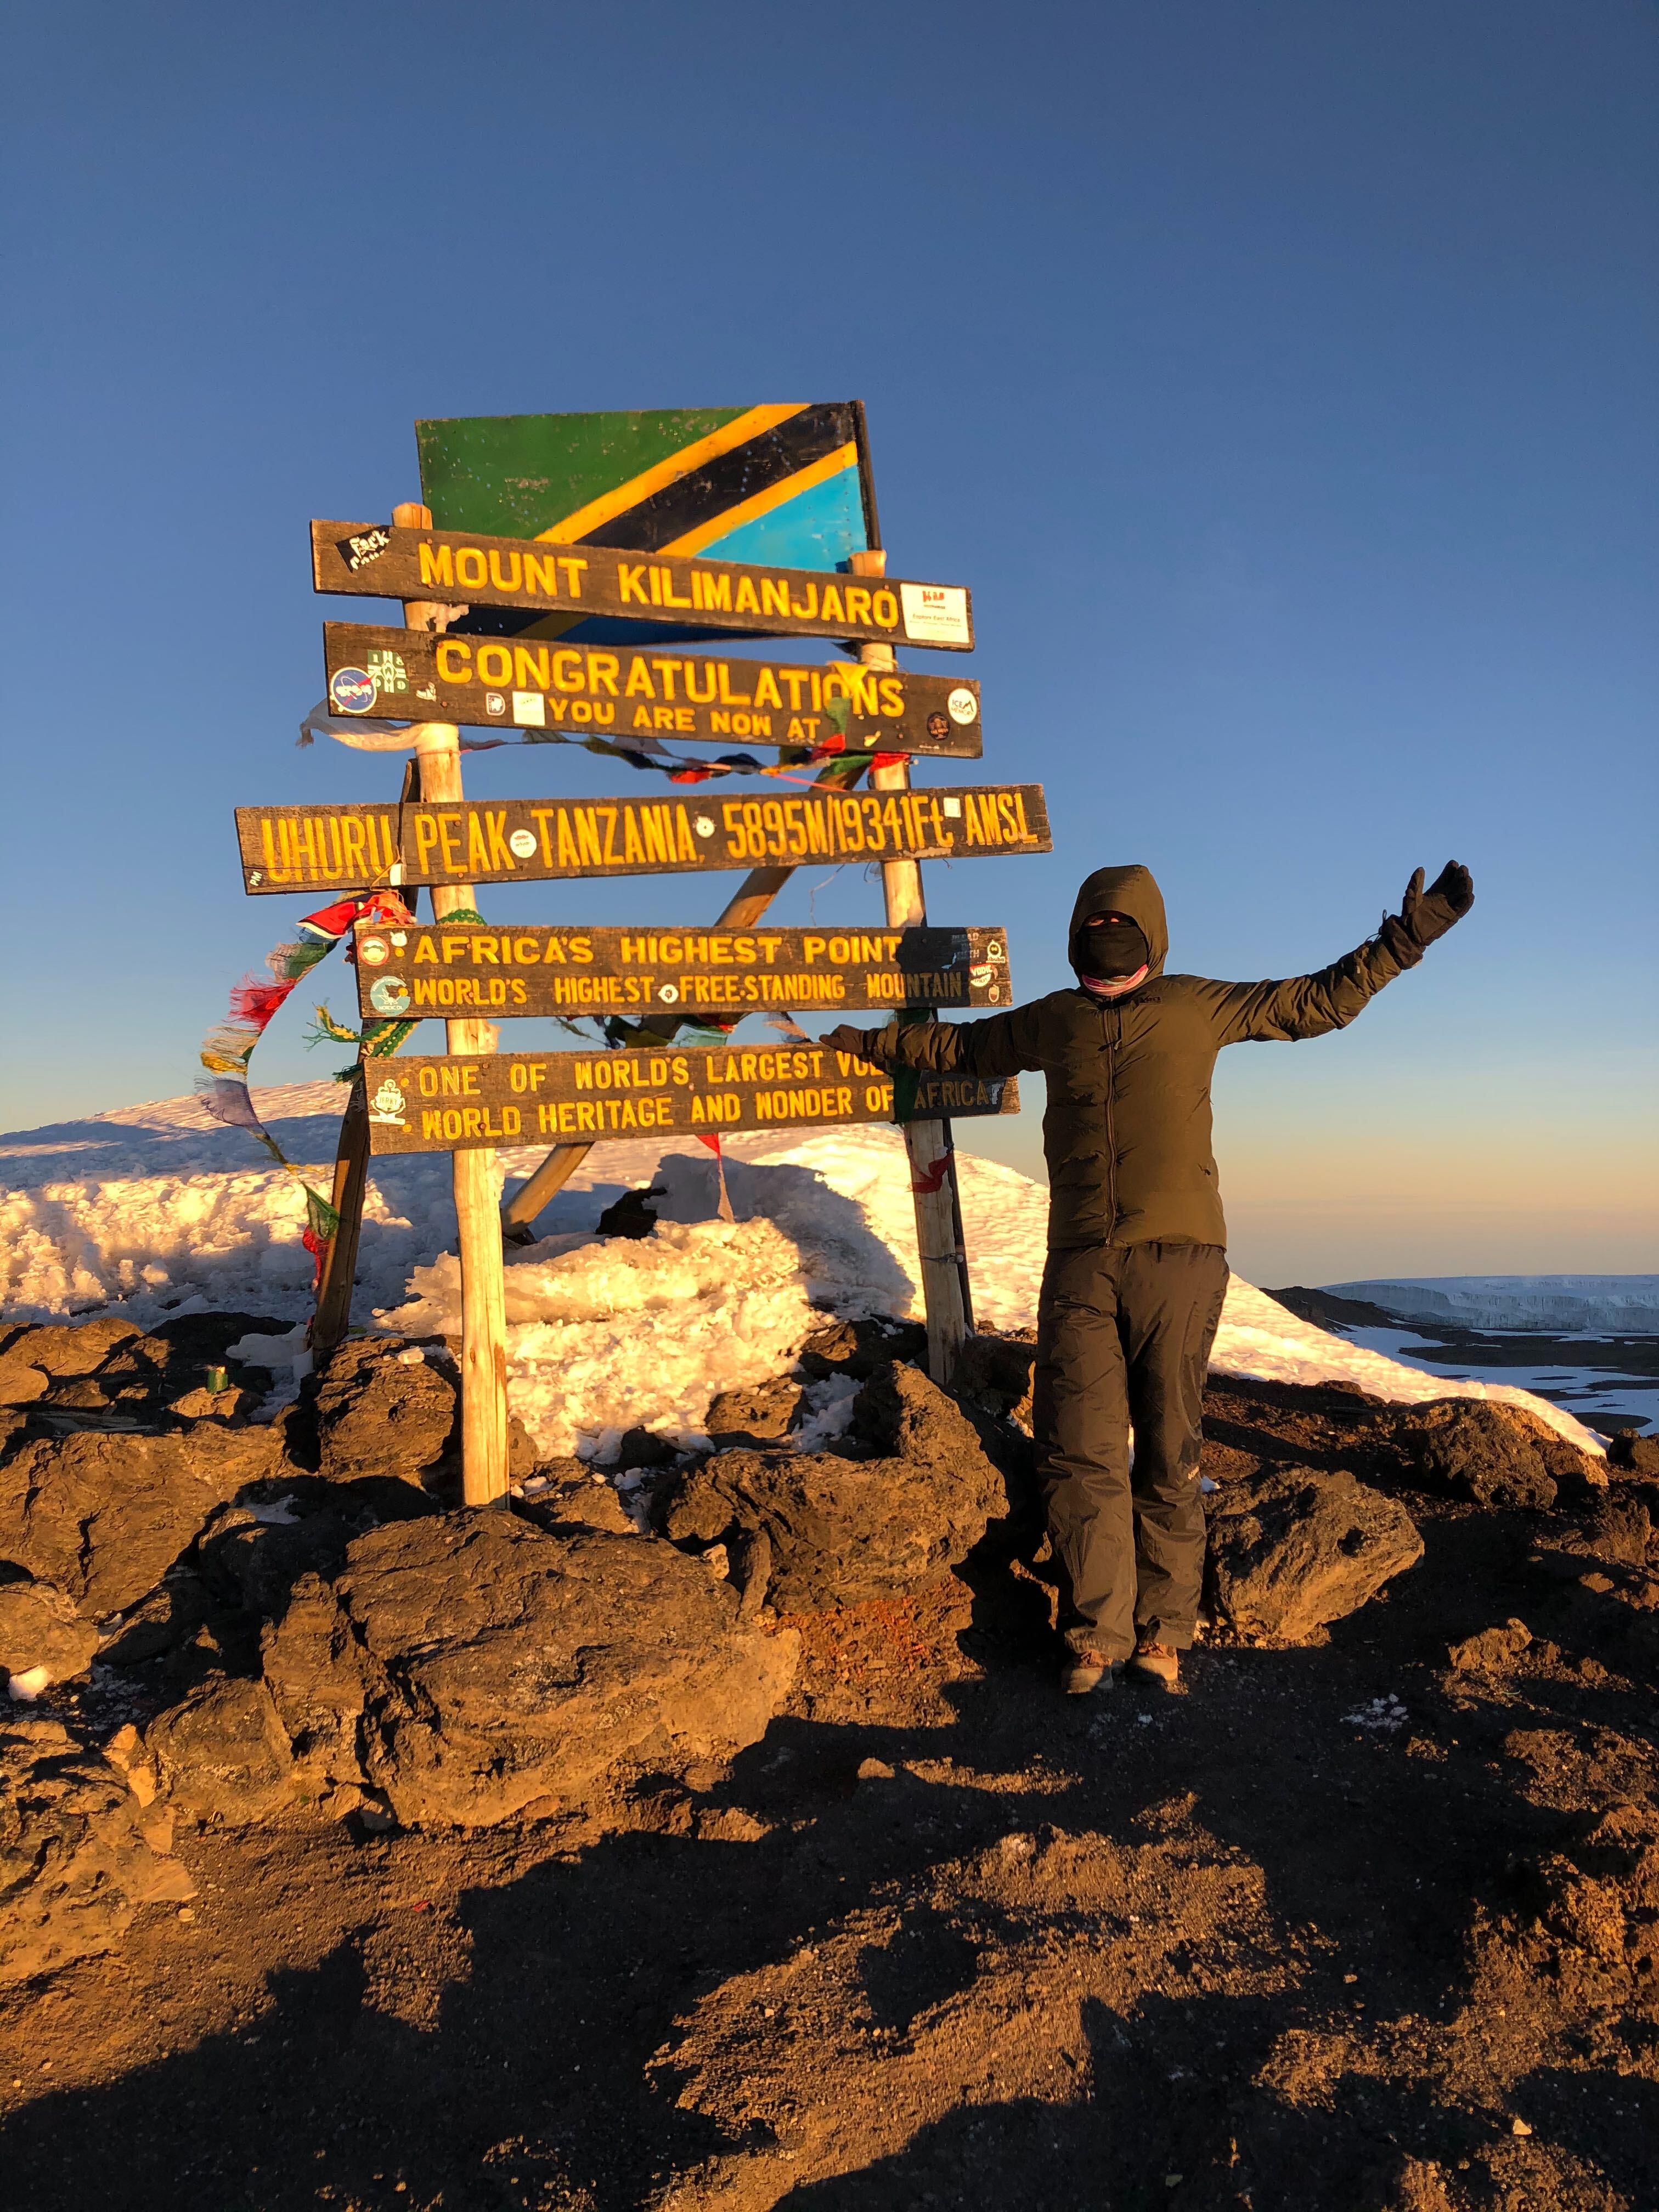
[900,583,972,646]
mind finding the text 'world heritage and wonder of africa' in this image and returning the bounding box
[359,1046,1019,1156]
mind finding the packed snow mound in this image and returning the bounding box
[0,1081,1603,1457]
[381,1217,822,1459]
[1327,1277,1659,1335]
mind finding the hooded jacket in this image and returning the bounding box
[872,863,1424,1251]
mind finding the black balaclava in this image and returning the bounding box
[1076,915,1150,981]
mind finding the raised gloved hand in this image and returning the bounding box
[825,1023,883,1062]
[1395,861,1474,950]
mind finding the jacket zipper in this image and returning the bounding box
[1101,1004,1118,1238]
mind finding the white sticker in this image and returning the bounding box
[694,815,715,837]
[946,686,978,724]
[390,932,407,947]
[943,795,962,817]
[657,984,681,1003]
[484,691,506,716]
[508,828,538,859]
[511,691,546,727]
[900,583,970,646]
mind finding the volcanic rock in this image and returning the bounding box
[706,1377,803,1449]
[0,1717,194,1986]
[1207,1468,1424,1642]
[953,1332,1037,1426]
[196,1476,439,1620]
[143,1675,298,1826]
[313,1338,458,1486]
[0,1426,286,1617]
[1390,1400,1598,1511]
[1608,1430,1659,1476]
[795,1315,928,1381]
[659,1362,1008,1612]
[0,1579,100,1689]
[259,1511,798,1827]
[1448,1618,1532,1672]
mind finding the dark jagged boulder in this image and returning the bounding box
[0,1425,286,1618]
[142,1675,298,1826]
[259,1511,798,1827]
[659,1362,1008,1613]
[312,1337,458,1486]
[1207,1467,1424,1641]
[0,1717,194,1985]
[706,1376,803,1449]
[0,1577,100,1691]
[795,1315,928,1381]
[1390,1400,1600,1511]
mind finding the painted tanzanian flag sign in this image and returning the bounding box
[235,786,1049,895]
[322,623,982,755]
[415,404,877,648]
[352,921,1015,1023]
[359,1042,1018,1157]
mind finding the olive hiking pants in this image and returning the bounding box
[1032,1240,1229,1661]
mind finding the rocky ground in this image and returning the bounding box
[2,1304,1657,2211]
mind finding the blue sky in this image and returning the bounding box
[3,1,1654,1280]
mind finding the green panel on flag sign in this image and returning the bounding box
[415,406,878,647]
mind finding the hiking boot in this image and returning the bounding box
[1127,1639,1180,1690]
[1063,1651,1115,1696]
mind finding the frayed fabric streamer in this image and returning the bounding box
[697,1133,737,1224]
[197,889,414,1265]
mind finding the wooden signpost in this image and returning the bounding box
[322,621,984,755]
[235,786,1050,894]
[312,519,975,651]
[358,1042,1018,1158]
[352,920,1015,1023]
[234,405,1048,1513]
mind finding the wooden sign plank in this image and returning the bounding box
[352,921,1016,1022]
[324,623,983,758]
[313,520,974,651]
[236,786,1050,895]
[359,1044,1019,1157]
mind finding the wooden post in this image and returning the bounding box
[853,549,972,1386]
[397,500,511,1506]
[311,1072,369,1359]
[499,753,871,1240]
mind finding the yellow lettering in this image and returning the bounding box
[417,542,454,589]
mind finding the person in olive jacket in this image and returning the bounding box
[827,858,1474,1696]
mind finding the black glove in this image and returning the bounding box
[825,1023,884,1062]
[1395,860,1474,951]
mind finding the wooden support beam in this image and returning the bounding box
[398,500,510,1507]
[854,548,972,1387]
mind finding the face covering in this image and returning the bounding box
[1075,916,1150,999]
[1076,919,1149,980]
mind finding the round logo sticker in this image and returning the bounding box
[657,984,681,1003]
[947,686,978,724]
[368,976,411,1016]
[508,828,538,859]
[358,936,389,966]
[693,815,715,838]
[330,667,377,715]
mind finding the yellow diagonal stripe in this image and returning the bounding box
[534,404,811,545]
[657,443,860,559]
